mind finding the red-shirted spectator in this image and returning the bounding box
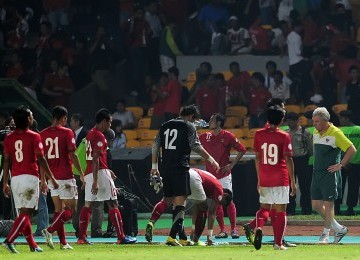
[328,24,354,55]
[42,62,74,108]
[195,74,219,122]
[150,72,169,129]
[303,11,323,53]
[227,61,251,105]
[164,66,182,120]
[249,18,273,55]
[247,72,272,129]
[159,0,187,26]
[6,52,24,79]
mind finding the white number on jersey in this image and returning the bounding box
[45,137,59,159]
[14,140,23,162]
[261,143,278,165]
[164,129,178,150]
[85,140,93,160]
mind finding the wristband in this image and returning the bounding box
[208,229,213,237]
[152,163,158,170]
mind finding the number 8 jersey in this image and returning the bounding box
[3,129,44,178]
[159,118,200,170]
[254,126,293,187]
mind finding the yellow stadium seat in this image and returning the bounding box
[285,105,301,114]
[224,116,241,129]
[136,128,145,139]
[228,128,244,138]
[242,138,254,149]
[247,128,261,138]
[138,118,151,128]
[241,127,249,138]
[226,106,248,118]
[332,104,348,114]
[126,106,144,120]
[123,130,137,140]
[243,117,250,128]
[221,70,233,81]
[247,70,255,76]
[185,71,197,90]
[298,116,308,127]
[126,140,140,148]
[147,107,154,117]
[140,140,153,147]
[140,129,158,140]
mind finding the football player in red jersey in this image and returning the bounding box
[244,105,296,250]
[40,106,84,250]
[199,113,246,239]
[2,106,58,253]
[188,168,232,245]
[77,108,136,245]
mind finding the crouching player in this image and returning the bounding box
[188,168,233,245]
[243,105,296,250]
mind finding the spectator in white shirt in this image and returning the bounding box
[227,16,251,54]
[268,70,290,102]
[111,99,136,129]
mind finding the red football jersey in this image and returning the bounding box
[3,129,44,177]
[249,25,272,51]
[200,130,246,179]
[40,126,76,180]
[85,127,108,175]
[254,126,293,187]
[192,168,223,203]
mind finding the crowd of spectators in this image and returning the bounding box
[0,0,360,128]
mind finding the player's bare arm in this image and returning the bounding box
[206,199,217,245]
[38,155,59,189]
[221,150,246,174]
[2,154,11,198]
[150,133,160,176]
[91,149,101,195]
[285,156,296,197]
[327,145,356,173]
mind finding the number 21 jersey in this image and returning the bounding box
[254,126,293,187]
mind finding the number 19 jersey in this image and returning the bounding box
[40,126,77,180]
[254,126,293,187]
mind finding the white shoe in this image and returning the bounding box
[60,243,74,250]
[334,226,349,244]
[41,229,54,249]
[274,244,288,250]
[318,233,329,244]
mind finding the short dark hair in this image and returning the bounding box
[274,70,284,78]
[71,113,84,126]
[267,105,285,125]
[266,60,277,69]
[52,106,68,120]
[111,119,122,129]
[180,105,200,119]
[222,188,233,207]
[13,105,31,129]
[229,61,239,68]
[212,113,225,128]
[251,72,265,85]
[214,73,225,81]
[200,62,212,73]
[95,108,111,124]
[168,66,179,77]
[285,112,299,121]
[267,98,284,108]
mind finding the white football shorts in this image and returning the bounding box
[84,169,117,202]
[11,174,39,209]
[259,186,290,205]
[48,178,78,199]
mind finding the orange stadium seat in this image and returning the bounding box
[332,104,348,114]
[123,130,137,140]
[126,140,140,148]
[185,71,197,90]
[224,116,241,129]
[242,138,254,149]
[140,140,153,147]
[285,105,301,114]
[140,129,158,140]
[197,129,209,136]
[126,106,144,120]
[226,106,248,119]
[138,118,151,128]
[228,128,244,139]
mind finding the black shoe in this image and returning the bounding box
[345,208,355,216]
[243,223,254,244]
[301,208,312,215]
[254,229,263,250]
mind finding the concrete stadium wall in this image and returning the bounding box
[177,55,290,81]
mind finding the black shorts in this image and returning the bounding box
[162,168,191,198]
